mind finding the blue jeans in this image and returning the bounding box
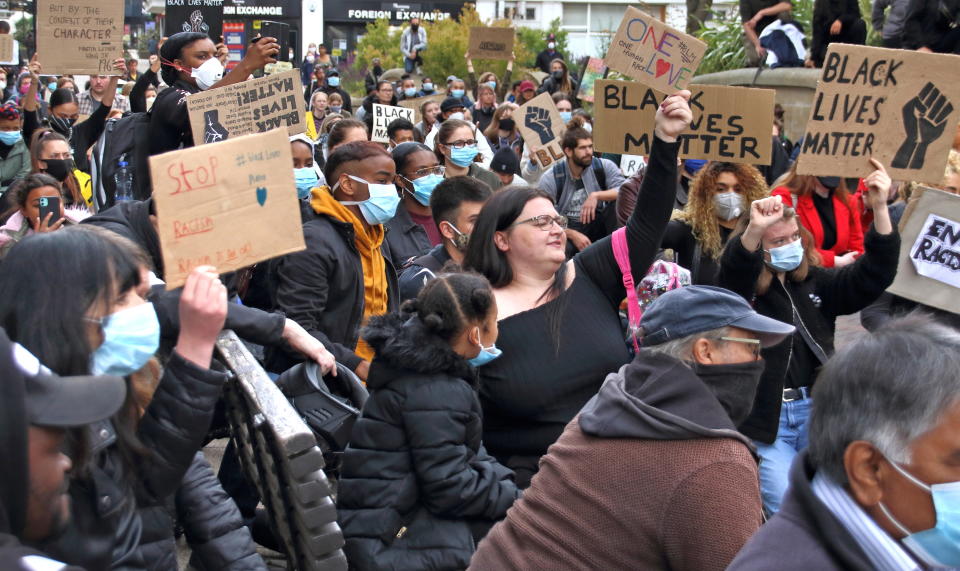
[753,397,812,515]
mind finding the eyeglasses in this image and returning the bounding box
[720,336,762,359]
[509,214,568,231]
[443,139,477,149]
[401,165,445,181]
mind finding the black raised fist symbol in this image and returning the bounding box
[203,110,228,144]
[892,82,954,170]
[525,106,554,145]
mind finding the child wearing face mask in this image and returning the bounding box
[337,271,521,571]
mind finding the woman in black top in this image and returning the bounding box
[463,91,692,486]
[716,158,899,514]
[21,55,125,173]
[149,31,279,156]
[662,161,769,285]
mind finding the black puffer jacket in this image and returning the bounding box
[717,227,900,443]
[137,453,265,571]
[39,352,229,570]
[337,313,520,571]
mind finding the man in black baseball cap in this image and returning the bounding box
[472,285,794,569]
[490,146,521,187]
[0,327,125,568]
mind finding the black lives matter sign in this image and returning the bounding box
[798,44,960,184]
[165,0,224,40]
[593,80,775,165]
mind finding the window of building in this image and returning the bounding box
[562,3,665,34]
[503,2,538,21]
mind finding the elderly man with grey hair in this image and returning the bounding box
[471,285,794,571]
[730,313,960,570]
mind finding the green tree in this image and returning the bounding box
[516,18,569,68]
[355,17,403,70]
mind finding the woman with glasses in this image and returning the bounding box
[435,119,502,191]
[462,91,693,487]
[386,142,445,267]
[29,129,88,208]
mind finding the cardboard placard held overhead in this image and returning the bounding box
[576,57,606,103]
[516,92,566,169]
[603,6,706,93]
[593,80,775,165]
[372,103,415,143]
[887,187,960,314]
[165,0,224,40]
[0,36,14,64]
[468,27,515,61]
[37,0,124,74]
[186,69,305,145]
[398,93,446,123]
[797,44,960,184]
[150,128,306,289]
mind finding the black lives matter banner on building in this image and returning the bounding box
[797,44,960,184]
[165,0,224,40]
[593,80,775,165]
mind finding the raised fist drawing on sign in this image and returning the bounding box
[892,82,954,170]
[525,106,554,145]
[182,10,210,34]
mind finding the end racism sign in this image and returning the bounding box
[797,44,960,184]
[187,69,305,145]
[372,104,415,143]
[603,6,706,94]
[888,187,960,314]
[151,128,305,289]
[593,80,775,165]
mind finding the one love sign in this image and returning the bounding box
[604,6,706,94]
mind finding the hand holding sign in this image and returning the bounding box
[525,106,554,145]
[892,82,954,170]
[176,265,228,368]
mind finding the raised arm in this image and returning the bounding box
[576,91,691,307]
[211,37,278,90]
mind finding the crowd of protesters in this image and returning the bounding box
[0,8,959,571]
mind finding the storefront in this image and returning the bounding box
[322,0,465,57]
[222,0,303,69]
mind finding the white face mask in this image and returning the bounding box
[192,57,224,91]
[448,112,465,121]
[145,96,156,109]
[0,81,6,91]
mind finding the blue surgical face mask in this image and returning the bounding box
[765,239,803,272]
[47,82,56,91]
[406,172,443,206]
[451,88,465,98]
[448,145,478,167]
[422,82,434,91]
[878,458,960,568]
[559,111,572,123]
[327,76,340,87]
[338,174,400,225]
[91,302,160,376]
[404,87,417,97]
[468,327,502,367]
[485,81,497,90]
[294,167,319,199]
[0,130,21,145]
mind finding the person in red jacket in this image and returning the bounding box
[771,165,864,268]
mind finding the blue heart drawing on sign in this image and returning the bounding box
[256,187,267,206]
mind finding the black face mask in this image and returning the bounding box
[692,359,766,426]
[551,70,564,81]
[49,115,75,136]
[43,158,73,182]
[499,118,515,132]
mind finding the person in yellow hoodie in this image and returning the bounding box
[271,141,401,381]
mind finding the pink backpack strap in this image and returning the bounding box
[612,227,641,354]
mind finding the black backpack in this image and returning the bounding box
[551,157,608,204]
[91,112,152,212]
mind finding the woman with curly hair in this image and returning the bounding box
[661,161,769,284]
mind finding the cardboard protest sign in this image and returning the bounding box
[517,92,566,168]
[165,0,223,40]
[37,0,124,74]
[186,69,305,145]
[603,6,706,93]
[576,57,606,103]
[797,44,960,184]
[0,36,14,64]
[150,128,306,289]
[468,27,514,61]
[398,93,446,123]
[888,187,960,314]
[372,104,415,143]
[593,80,775,165]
